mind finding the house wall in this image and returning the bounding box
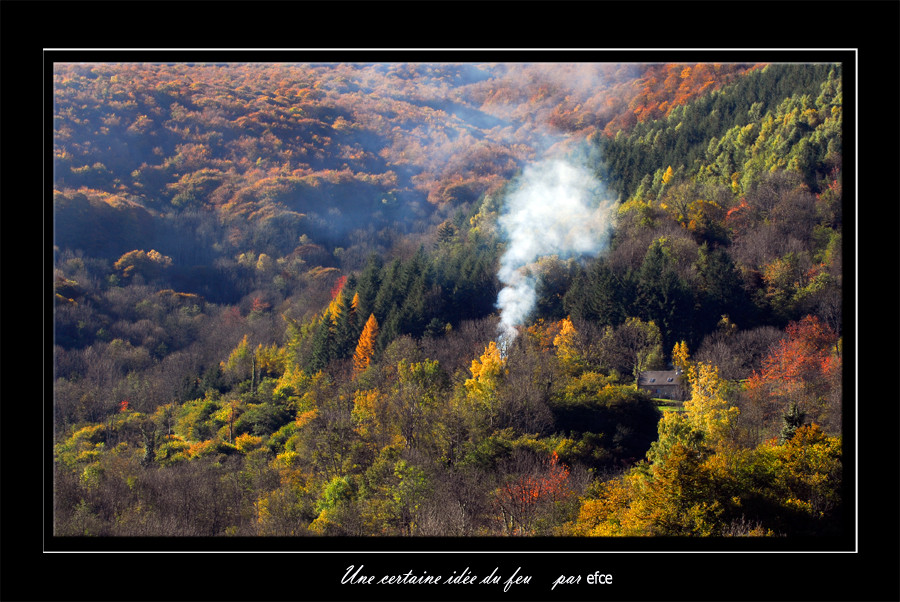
[641,384,686,401]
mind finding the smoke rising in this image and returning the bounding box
[496,154,615,346]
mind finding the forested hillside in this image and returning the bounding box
[51,60,845,539]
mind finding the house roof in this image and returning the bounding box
[637,370,683,386]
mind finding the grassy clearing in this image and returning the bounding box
[654,399,685,412]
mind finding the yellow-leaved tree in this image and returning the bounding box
[256,342,289,378]
[661,165,675,185]
[463,340,506,430]
[671,340,690,375]
[221,334,253,387]
[553,317,582,375]
[683,361,740,449]
[565,358,742,537]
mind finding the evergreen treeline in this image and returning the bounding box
[597,63,841,199]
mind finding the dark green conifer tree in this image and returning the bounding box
[636,240,695,350]
[354,254,383,330]
[695,244,752,330]
[373,258,402,322]
[306,316,335,373]
[399,272,428,338]
[780,401,806,443]
[377,308,402,354]
[333,288,358,359]
[587,260,633,328]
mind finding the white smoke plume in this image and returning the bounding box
[495,154,615,347]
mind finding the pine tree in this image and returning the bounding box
[780,400,806,443]
[307,316,335,374]
[586,260,631,328]
[696,244,749,330]
[636,239,695,350]
[377,309,402,354]
[399,272,428,338]
[373,258,402,322]
[435,220,457,246]
[354,254,383,329]
[333,288,358,359]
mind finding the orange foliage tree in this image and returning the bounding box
[494,451,573,535]
[353,314,379,374]
[745,315,841,432]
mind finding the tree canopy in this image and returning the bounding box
[53,60,845,541]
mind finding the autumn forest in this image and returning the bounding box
[50,58,847,542]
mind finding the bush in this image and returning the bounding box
[187,438,238,459]
[232,402,293,438]
[267,421,300,455]
[175,396,222,441]
[157,436,191,466]
[234,432,265,453]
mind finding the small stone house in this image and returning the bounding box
[637,370,687,401]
